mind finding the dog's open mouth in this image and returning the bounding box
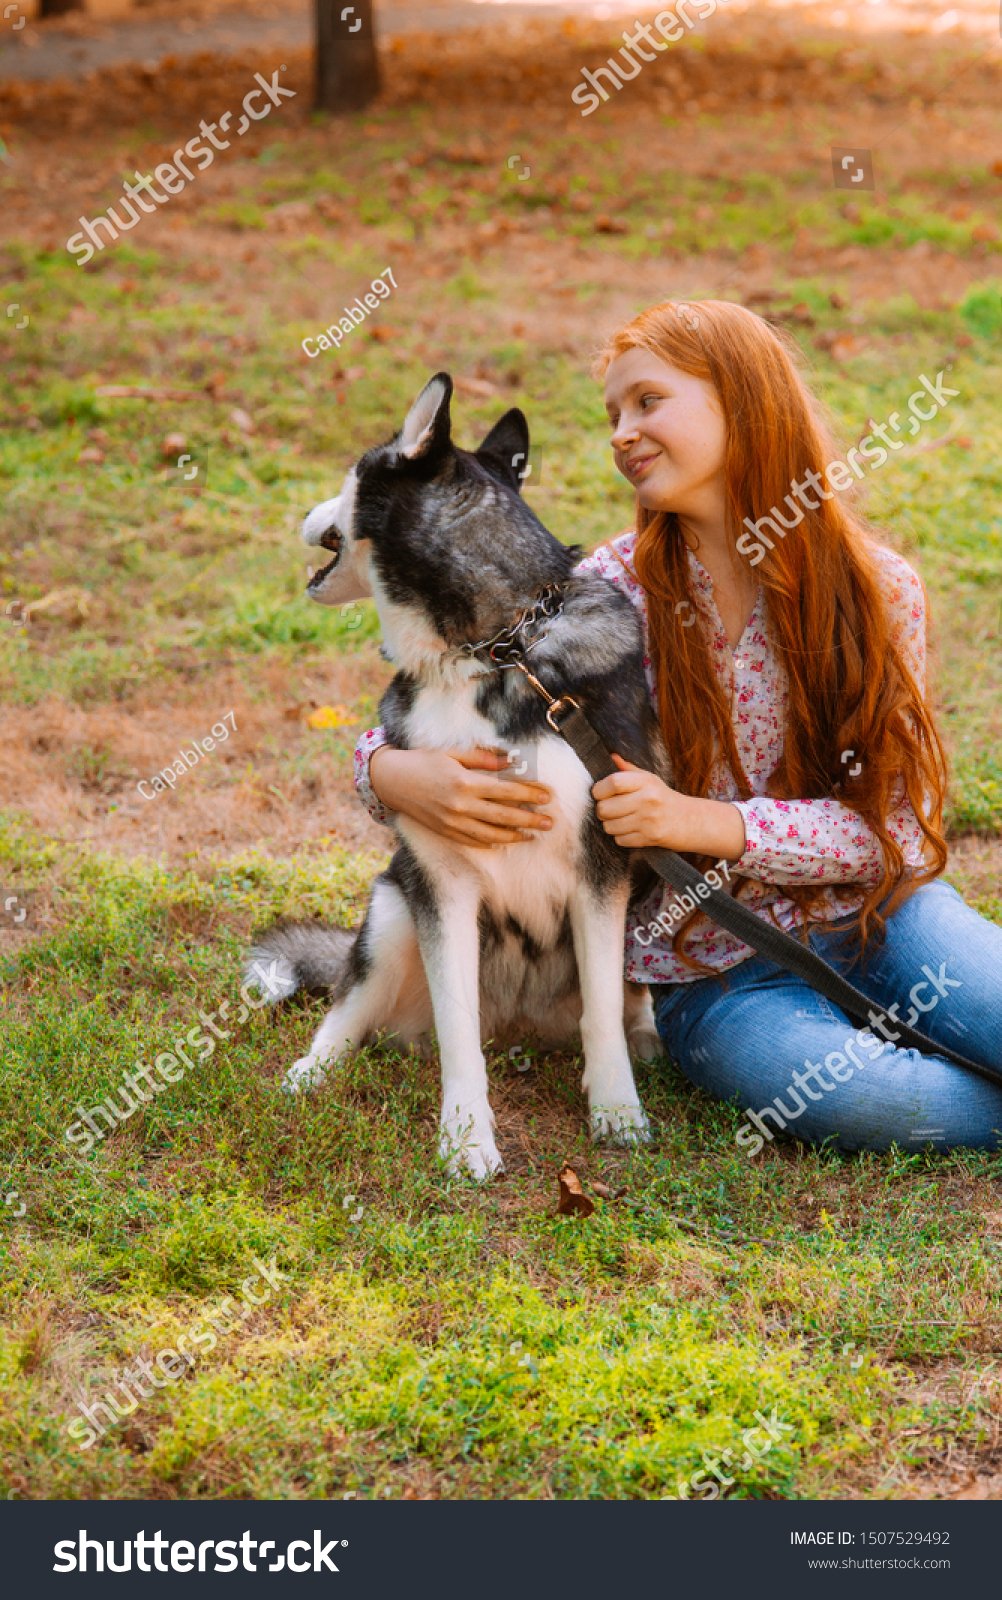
[307,526,342,589]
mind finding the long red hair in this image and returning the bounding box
[594,299,948,960]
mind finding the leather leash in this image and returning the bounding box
[465,593,998,1084]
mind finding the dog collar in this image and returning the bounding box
[456,582,565,672]
[455,582,585,733]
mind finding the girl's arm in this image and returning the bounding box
[588,540,932,881]
[728,789,927,887]
[354,726,393,826]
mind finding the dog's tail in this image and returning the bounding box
[246,918,355,1002]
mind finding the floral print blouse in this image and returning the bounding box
[353,530,929,985]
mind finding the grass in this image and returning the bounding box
[2,26,1002,1499]
[4,818,1001,1500]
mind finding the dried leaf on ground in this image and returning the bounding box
[454,375,498,398]
[830,334,868,363]
[306,705,359,730]
[557,1163,595,1218]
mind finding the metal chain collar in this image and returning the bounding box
[455,582,565,671]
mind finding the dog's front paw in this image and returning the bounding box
[589,1102,651,1146]
[283,1056,328,1095]
[439,1104,505,1180]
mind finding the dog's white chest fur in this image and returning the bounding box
[397,679,593,943]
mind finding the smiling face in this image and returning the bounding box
[604,346,728,524]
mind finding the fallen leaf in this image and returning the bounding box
[828,291,846,309]
[557,1163,595,1218]
[441,139,489,164]
[87,427,109,444]
[972,222,999,242]
[454,375,498,399]
[121,1426,149,1454]
[830,333,867,363]
[162,431,186,457]
[307,704,359,730]
[343,365,367,382]
[269,200,312,230]
[595,214,628,234]
[314,195,345,222]
[591,1180,612,1199]
[76,447,105,464]
[368,325,400,344]
[230,407,255,434]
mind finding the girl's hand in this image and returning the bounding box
[592,754,746,860]
[369,745,553,848]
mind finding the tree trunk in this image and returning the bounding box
[315,0,380,114]
[39,0,85,14]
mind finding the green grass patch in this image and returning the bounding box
[3,822,1000,1499]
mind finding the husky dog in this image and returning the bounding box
[250,373,669,1178]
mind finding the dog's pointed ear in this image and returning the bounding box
[475,407,530,493]
[398,372,453,461]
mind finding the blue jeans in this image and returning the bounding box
[651,880,1002,1153]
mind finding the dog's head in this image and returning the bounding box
[301,373,574,665]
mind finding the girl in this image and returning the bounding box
[354,300,1002,1153]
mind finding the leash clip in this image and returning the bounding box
[545,695,580,733]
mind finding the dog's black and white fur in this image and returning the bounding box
[249,373,670,1178]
